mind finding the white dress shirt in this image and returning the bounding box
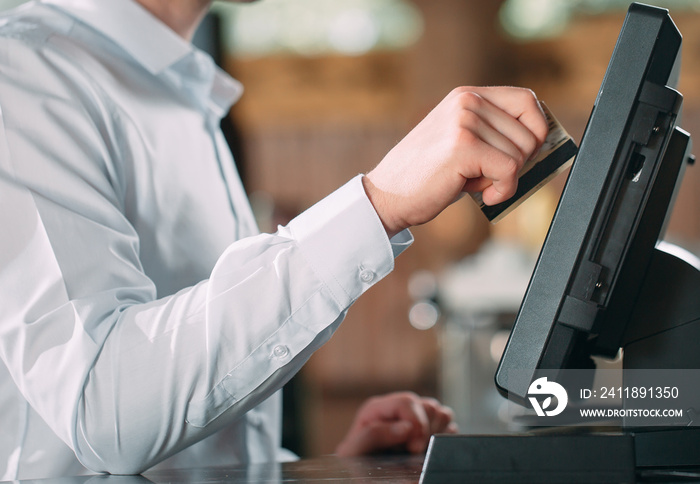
[0,0,411,479]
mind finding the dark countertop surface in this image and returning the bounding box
[13,455,425,484]
[10,451,700,483]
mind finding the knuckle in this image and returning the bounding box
[518,89,549,141]
[421,397,441,410]
[438,408,454,426]
[456,89,484,111]
[503,157,520,178]
[443,405,455,420]
[457,108,480,128]
[395,391,420,404]
[396,392,424,412]
[454,117,482,149]
[521,87,538,100]
[450,86,472,97]
[513,86,538,104]
[523,131,538,157]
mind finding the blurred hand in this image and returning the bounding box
[335,392,458,457]
[364,86,548,237]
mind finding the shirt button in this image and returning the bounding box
[360,269,375,283]
[272,345,289,359]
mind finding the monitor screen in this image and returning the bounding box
[495,2,692,405]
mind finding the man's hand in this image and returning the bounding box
[364,86,548,237]
[335,392,458,457]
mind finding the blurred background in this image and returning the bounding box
[3,0,699,458]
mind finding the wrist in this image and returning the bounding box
[361,175,402,239]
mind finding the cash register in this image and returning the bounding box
[421,3,700,482]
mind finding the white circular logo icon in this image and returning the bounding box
[527,377,568,417]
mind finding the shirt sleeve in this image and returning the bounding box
[0,39,412,475]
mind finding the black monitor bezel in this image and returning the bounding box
[495,2,684,404]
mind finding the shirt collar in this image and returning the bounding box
[40,0,243,113]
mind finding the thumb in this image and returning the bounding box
[336,421,412,457]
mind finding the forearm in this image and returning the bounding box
[2,177,407,474]
[74,258,342,474]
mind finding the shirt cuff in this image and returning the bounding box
[286,175,412,309]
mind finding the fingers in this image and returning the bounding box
[456,134,521,203]
[390,394,458,454]
[335,392,458,457]
[335,420,414,457]
[420,397,457,435]
[454,89,542,166]
[352,392,431,453]
[449,86,548,205]
[463,86,549,147]
[462,175,492,195]
[384,393,431,452]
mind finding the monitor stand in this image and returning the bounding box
[419,432,636,483]
[622,243,700,469]
[622,243,700,371]
[420,245,700,483]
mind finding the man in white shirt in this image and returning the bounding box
[0,0,547,479]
